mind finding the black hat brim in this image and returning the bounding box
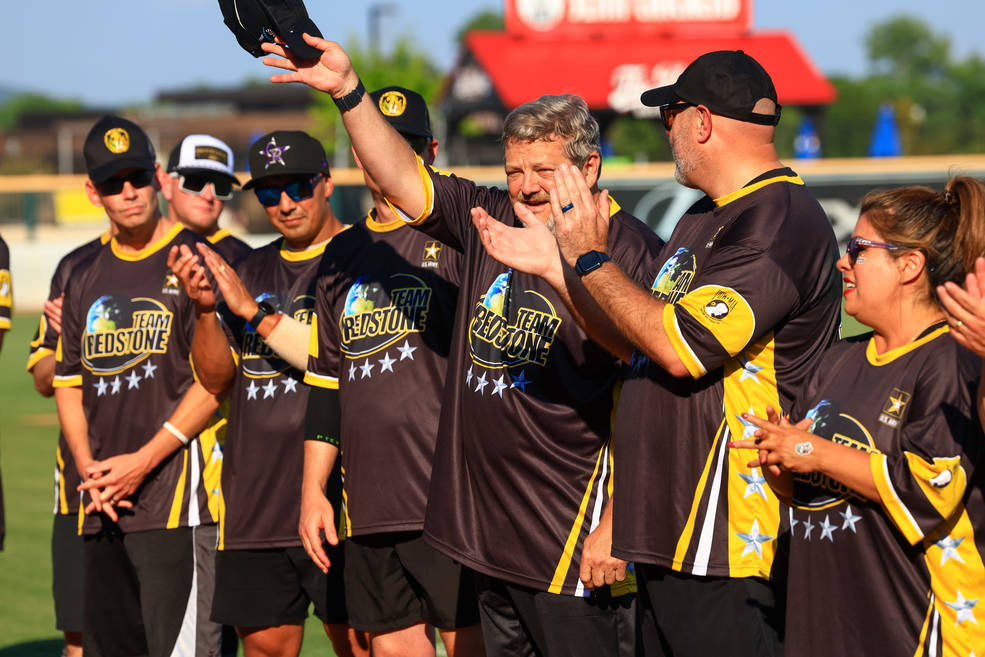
[88,156,157,184]
[640,85,679,108]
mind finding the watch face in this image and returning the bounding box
[576,251,609,276]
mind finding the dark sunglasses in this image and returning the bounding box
[254,174,322,207]
[95,169,155,196]
[660,102,696,131]
[845,236,904,264]
[176,173,234,201]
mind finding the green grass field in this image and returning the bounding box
[0,314,336,657]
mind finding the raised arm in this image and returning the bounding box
[261,35,427,220]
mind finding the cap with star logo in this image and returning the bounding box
[243,130,331,189]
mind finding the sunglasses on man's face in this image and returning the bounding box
[176,173,235,201]
[253,174,322,208]
[660,102,696,132]
[95,169,155,196]
[845,236,904,265]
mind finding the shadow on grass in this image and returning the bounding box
[0,639,62,657]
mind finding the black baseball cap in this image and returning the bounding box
[243,130,331,189]
[167,135,239,184]
[641,50,781,126]
[84,115,157,183]
[370,86,433,140]
[219,0,323,60]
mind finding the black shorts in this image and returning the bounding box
[83,526,196,657]
[475,573,636,657]
[211,545,347,628]
[52,514,85,633]
[344,531,480,633]
[636,564,783,657]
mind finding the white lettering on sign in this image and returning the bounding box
[569,0,631,22]
[634,0,741,21]
[608,62,686,115]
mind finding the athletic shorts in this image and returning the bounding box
[211,545,347,628]
[475,573,636,657]
[636,564,783,657]
[52,513,85,633]
[83,526,196,657]
[343,531,480,633]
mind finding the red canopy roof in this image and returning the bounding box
[463,30,836,113]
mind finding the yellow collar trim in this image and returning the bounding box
[866,325,949,366]
[207,228,232,244]
[608,196,622,217]
[714,174,804,208]
[365,209,406,233]
[99,229,112,245]
[111,222,183,261]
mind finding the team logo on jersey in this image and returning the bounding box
[421,241,441,268]
[163,271,181,295]
[104,128,130,154]
[792,399,877,509]
[878,388,910,428]
[468,271,562,368]
[651,247,695,304]
[82,295,173,374]
[241,292,314,377]
[259,137,290,169]
[378,91,407,117]
[339,273,432,357]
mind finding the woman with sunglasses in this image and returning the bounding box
[730,176,985,656]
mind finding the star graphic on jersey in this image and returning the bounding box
[802,516,816,540]
[465,366,474,386]
[738,354,763,384]
[492,375,508,397]
[937,536,966,566]
[141,361,157,379]
[210,442,223,464]
[360,359,374,379]
[246,380,259,400]
[739,469,768,501]
[819,515,837,542]
[735,519,773,559]
[282,378,298,393]
[348,362,357,381]
[887,395,905,414]
[789,509,799,532]
[397,340,417,361]
[379,352,396,373]
[839,505,862,533]
[510,370,531,392]
[126,370,141,390]
[735,407,758,439]
[110,376,122,394]
[475,372,489,394]
[945,590,979,626]
[424,242,441,259]
[94,377,108,397]
[262,380,277,399]
[166,273,179,288]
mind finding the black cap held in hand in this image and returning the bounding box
[370,86,433,140]
[218,0,323,59]
[83,115,157,183]
[641,50,781,126]
[243,130,331,189]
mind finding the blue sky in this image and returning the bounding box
[5,0,984,106]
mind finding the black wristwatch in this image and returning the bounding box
[249,300,278,331]
[332,78,366,112]
[574,250,611,277]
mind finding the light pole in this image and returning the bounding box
[368,3,398,54]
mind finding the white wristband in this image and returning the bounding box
[163,421,190,446]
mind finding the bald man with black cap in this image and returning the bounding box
[470,49,842,656]
[299,86,485,657]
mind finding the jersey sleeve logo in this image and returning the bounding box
[339,273,432,357]
[82,295,173,374]
[468,270,562,369]
[651,247,695,304]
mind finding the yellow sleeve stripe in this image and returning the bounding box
[870,452,924,545]
[904,451,967,521]
[166,449,189,530]
[673,418,727,569]
[308,314,319,360]
[26,347,55,373]
[53,374,83,388]
[548,443,607,594]
[55,335,63,362]
[303,370,339,389]
[30,316,47,349]
[383,155,435,226]
[55,445,69,515]
[0,317,10,329]
[663,303,706,379]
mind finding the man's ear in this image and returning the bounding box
[695,106,713,144]
[84,179,105,209]
[582,151,601,189]
[323,176,335,199]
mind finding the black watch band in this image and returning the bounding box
[332,78,366,112]
[574,250,611,277]
[249,301,278,331]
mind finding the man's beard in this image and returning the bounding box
[671,132,702,188]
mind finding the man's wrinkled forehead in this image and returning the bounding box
[503,136,572,164]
